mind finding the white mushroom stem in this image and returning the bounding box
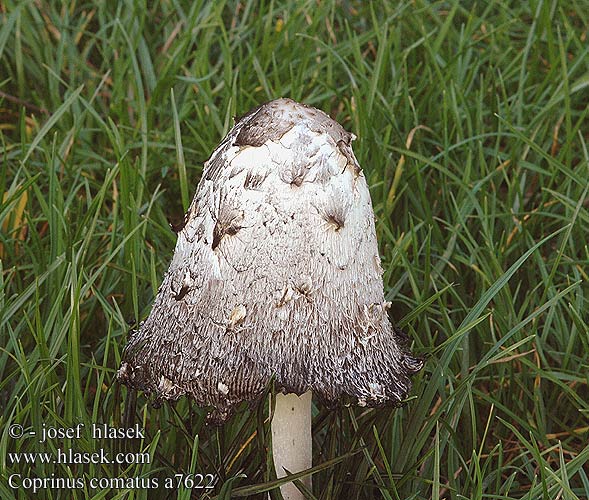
[271,391,312,499]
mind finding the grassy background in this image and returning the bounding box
[1,0,589,498]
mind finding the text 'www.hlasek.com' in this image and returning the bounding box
[5,422,218,493]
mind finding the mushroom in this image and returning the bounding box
[117,98,423,498]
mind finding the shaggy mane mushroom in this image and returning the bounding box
[118,98,423,499]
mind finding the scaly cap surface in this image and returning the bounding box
[118,98,423,423]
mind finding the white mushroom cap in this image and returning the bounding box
[118,98,422,423]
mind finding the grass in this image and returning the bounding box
[1,0,588,499]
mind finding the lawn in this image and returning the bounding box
[1,1,588,499]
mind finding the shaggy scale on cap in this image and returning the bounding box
[118,98,423,423]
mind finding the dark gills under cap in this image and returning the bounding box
[117,98,423,424]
